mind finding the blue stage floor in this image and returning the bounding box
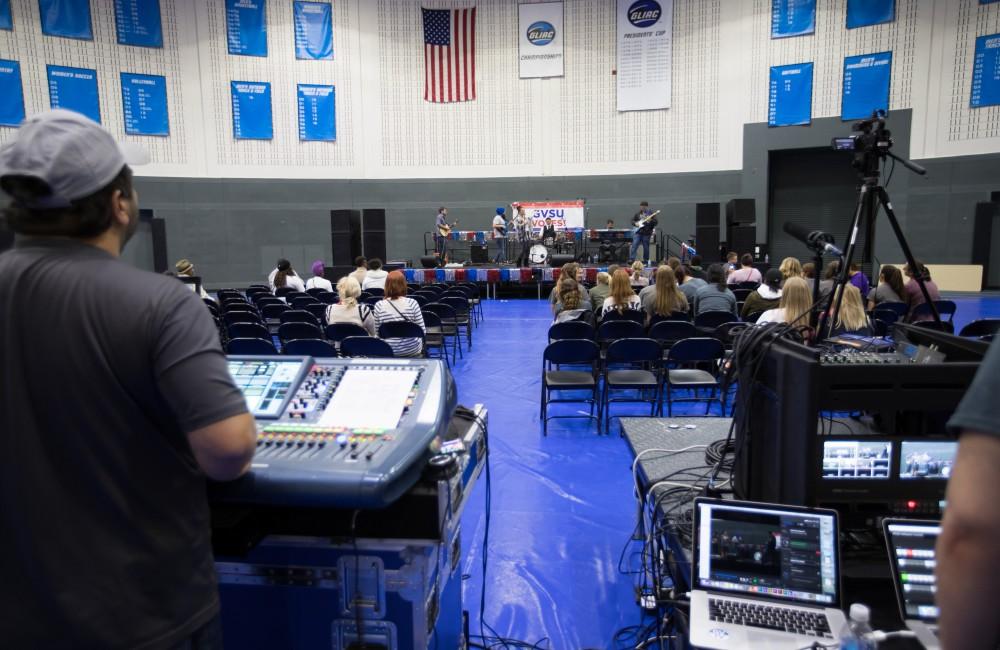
[448,293,1000,650]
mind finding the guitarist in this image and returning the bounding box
[630,201,658,265]
[435,207,451,264]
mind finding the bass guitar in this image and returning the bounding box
[631,210,661,236]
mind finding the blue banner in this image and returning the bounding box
[231,81,272,140]
[0,60,25,126]
[121,72,169,136]
[297,84,335,141]
[47,65,100,123]
[768,62,813,127]
[294,1,333,60]
[846,0,894,29]
[971,33,1000,108]
[38,0,93,40]
[114,0,163,48]
[0,0,12,30]
[981,0,1000,4]
[226,0,268,57]
[842,51,892,120]
[771,0,815,39]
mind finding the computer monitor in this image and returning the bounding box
[821,440,892,479]
[898,441,958,480]
[226,356,311,419]
[693,499,840,607]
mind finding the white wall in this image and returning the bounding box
[2,0,999,180]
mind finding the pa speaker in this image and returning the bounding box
[726,199,756,225]
[362,208,386,231]
[470,244,489,264]
[549,254,576,267]
[728,225,756,256]
[420,256,440,269]
[695,225,721,263]
[695,203,720,227]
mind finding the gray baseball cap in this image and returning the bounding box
[0,109,149,209]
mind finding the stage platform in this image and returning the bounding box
[402,264,620,298]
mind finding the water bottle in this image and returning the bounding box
[838,603,876,649]
[764,253,770,264]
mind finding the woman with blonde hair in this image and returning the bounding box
[826,284,872,337]
[325,276,376,335]
[643,265,688,322]
[602,269,642,317]
[778,257,803,284]
[630,261,649,287]
[548,261,589,314]
[757,276,812,328]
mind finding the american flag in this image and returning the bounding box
[422,7,476,103]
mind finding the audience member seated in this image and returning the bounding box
[825,284,872,338]
[867,264,905,310]
[643,266,688,324]
[687,255,707,280]
[741,268,782,319]
[271,259,305,292]
[589,271,611,313]
[725,251,739,272]
[637,263,664,303]
[174,258,210,299]
[372,271,425,357]
[693,264,738,317]
[779,257,802,285]
[629,261,649,287]
[903,259,942,322]
[549,261,589,315]
[676,264,707,305]
[666,256,681,271]
[305,260,334,292]
[350,256,367,285]
[362,258,388,291]
[553,278,594,324]
[601,269,642,318]
[726,254,762,285]
[326,276,375,335]
[757,276,812,328]
[818,260,840,303]
[848,262,870,297]
[802,262,816,282]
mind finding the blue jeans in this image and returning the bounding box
[494,237,507,263]
[630,234,650,263]
[435,234,447,259]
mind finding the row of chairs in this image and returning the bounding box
[227,319,435,360]
[541,336,728,435]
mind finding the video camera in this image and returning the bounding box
[831,110,892,175]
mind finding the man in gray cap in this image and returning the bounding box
[0,110,256,647]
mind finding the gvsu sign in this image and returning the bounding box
[526,21,555,46]
[628,0,661,28]
[513,200,585,233]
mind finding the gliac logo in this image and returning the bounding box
[628,0,661,28]
[526,20,555,46]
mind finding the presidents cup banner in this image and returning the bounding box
[616,0,672,111]
[518,2,564,78]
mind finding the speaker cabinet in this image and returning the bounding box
[361,209,387,261]
[973,202,999,289]
[331,209,362,266]
[728,225,756,257]
[695,202,720,227]
[695,226,721,263]
[726,199,756,225]
[470,244,489,264]
[420,256,440,269]
[549,254,576,267]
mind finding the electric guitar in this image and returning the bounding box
[437,219,458,237]
[631,210,661,236]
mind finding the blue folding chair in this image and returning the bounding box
[541,339,601,435]
[283,338,338,358]
[340,336,395,358]
[226,337,277,355]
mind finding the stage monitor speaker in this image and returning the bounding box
[549,254,576,267]
[331,209,362,266]
[470,244,489,264]
[726,198,756,225]
[695,203,721,227]
[420,256,440,269]
[695,225,721,262]
[728,225,756,257]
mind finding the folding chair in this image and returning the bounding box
[439,296,473,351]
[603,338,662,435]
[303,303,327,325]
[278,321,323,344]
[875,301,908,320]
[648,321,698,352]
[279,310,321,327]
[340,336,395,358]
[283,338,338,358]
[274,286,297,297]
[253,296,284,309]
[548,321,596,343]
[540,339,601,435]
[226,337,277,355]
[378,321,427,357]
[648,311,690,328]
[315,291,338,305]
[424,303,462,360]
[223,311,262,328]
[261,303,290,320]
[601,308,645,325]
[911,300,957,323]
[421,311,449,366]
[661,337,725,416]
[694,310,737,332]
[959,318,1000,340]
[228,322,269,340]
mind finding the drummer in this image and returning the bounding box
[541,217,558,245]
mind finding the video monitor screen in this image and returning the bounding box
[899,441,957,480]
[227,358,307,419]
[822,440,892,479]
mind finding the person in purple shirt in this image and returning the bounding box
[848,262,870,298]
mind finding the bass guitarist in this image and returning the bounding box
[630,201,658,265]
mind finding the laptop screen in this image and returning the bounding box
[884,520,941,622]
[694,500,839,606]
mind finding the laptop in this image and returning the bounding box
[883,519,941,650]
[690,498,847,649]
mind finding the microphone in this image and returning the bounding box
[782,222,844,256]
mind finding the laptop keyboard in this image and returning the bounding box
[709,599,833,638]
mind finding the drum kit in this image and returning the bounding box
[528,234,572,266]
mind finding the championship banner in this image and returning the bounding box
[616,0,672,112]
[518,2,563,78]
[513,200,585,233]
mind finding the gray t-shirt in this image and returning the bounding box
[679,277,707,304]
[694,284,738,316]
[867,283,903,307]
[0,239,248,648]
[948,339,1000,437]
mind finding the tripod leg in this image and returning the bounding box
[875,187,942,326]
[829,184,872,338]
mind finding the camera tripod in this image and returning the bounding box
[825,116,941,337]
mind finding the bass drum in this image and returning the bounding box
[529,244,549,265]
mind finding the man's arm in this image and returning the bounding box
[188,413,257,481]
[936,432,1000,650]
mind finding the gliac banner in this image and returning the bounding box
[616,0,672,111]
[518,2,563,78]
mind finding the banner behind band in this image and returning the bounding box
[616,0,672,112]
[518,2,564,79]
[514,200,585,233]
